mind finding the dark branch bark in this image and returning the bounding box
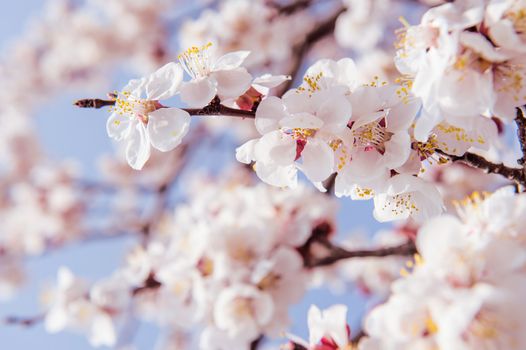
[305,240,417,268]
[515,107,526,166]
[74,96,256,119]
[436,149,526,187]
[3,314,44,327]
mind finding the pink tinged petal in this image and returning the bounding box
[145,62,184,100]
[414,108,443,142]
[323,305,349,347]
[106,113,132,141]
[212,51,250,71]
[255,162,298,188]
[489,21,525,52]
[255,130,296,166]
[253,74,291,88]
[349,86,384,119]
[282,89,316,114]
[180,78,217,108]
[89,315,117,347]
[336,58,359,90]
[213,67,252,100]
[126,122,151,170]
[316,94,352,133]
[44,308,68,333]
[255,96,287,134]
[299,140,334,182]
[385,99,421,133]
[122,77,146,97]
[280,113,323,130]
[235,139,258,164]
[460,31,510,62]
[147,108,191,152]
[382,132,411,169]
[308,305,324,345]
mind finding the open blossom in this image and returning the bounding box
[178,44,252,108]
[373,174,443,222]
[43,268,128,347]
[396,0,526,142]
[334,83,421,197]
[236,88,352,187]
[361,188,526,350]
[106,62,191,169]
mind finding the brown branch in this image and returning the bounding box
[297,221,416,268]
[435,149,526,187]
[305,240,417,268]
[74,96,255,119]
[3,314,45,327]
[515,107,526,166]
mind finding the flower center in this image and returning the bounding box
[506,7,526,38]
[353,120,392,153]
[177,42,213,79]
[113,91,160,123]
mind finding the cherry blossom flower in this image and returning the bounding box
[178,44,252,108]
[106,62,191,169]
[236,63,353,187]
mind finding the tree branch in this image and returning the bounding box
[305,240,417,268]
[74,96,255,119]
[436,149,525,187]
[515,107,526,166]
[2,314,45,327]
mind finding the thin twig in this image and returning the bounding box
[436,149,526,187]
[515,107,526,166]
[3,314,45,327]
[74,97,256,119]
[305,240,417,268]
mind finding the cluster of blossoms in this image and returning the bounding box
[5,0,526,349]
[43,177,338,348]
[396,0,526,141]
[236,57,453,223]
[106,44,289,169]
[359,188,526,349]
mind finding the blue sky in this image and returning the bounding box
[0,2,385,348]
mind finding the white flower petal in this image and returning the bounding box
[213,68,252,100]
[235,139,258,164]
[212,51,250,71]
[299,140,334,182]
[255,96,287,134]
[126,122,151,170]
[145,62,184,100]
[147,108,191,152]
[106,112,131,141]
[180,78,217,108]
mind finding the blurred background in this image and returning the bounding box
[0,1,388,348]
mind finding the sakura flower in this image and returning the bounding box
[106,62,191,169]
[373,174,443,222]
[236,82,352,188]
[43,268,120,347]
[335,84,421,196]
[308,304,351,349]
[485,0,526,55]
[213,284,274,342]
[178,43,252,108]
